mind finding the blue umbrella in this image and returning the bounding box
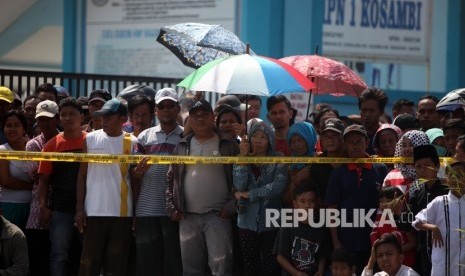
[156,22,254,69]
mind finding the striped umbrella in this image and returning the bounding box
[178,54,315,97]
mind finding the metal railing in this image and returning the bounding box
[0,69,181,98]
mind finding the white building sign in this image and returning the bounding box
[322,0,431,64]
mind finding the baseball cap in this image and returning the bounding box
[321,118,345,134]
[0,86,14,103]
[155,88,178,104]
[93,99,128,117]
[88,89,112,104]
[343,124,368,138]
[189,99,213,114]
[77,96,89,110]
[35,100,59,119]
[54,85,70,97]
[425,128,444,144]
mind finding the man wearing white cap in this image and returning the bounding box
[132,87,183,276]
[25,100,60,275]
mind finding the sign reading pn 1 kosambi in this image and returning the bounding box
[322,0,431,64]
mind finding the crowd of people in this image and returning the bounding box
[0,83,463,276]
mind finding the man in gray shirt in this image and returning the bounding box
[166,99,239,276]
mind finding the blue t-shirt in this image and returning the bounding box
[325,163,388,252]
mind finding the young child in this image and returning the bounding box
[408,144,448,275]
[454,134,465,161]
[443,118,465,157]
[330,248,357,276]
[413,161,465,276]
[362,234,419,276]
[273,184,330,276]
[370,186,416,267]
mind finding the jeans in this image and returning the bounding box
[49,211,77,276]
[179,213,233,276]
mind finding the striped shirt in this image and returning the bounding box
[25,133,49,229]
[135,125,183,217]
[383,168,414,195]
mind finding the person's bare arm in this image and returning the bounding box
[415,222,444,248]
[38,173,51,226]
[75,140,88,234]
[0,160,33,190]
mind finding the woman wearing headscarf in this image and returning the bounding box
[372,124,402,157]
[282,122,317,207]
[233,119,288,276]
[383,130,430,195]
[372,124,403,170]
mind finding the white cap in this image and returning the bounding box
[35,100,58,119]
[155,88,178,104]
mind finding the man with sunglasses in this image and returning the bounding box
[131,88,183,275]
[166,98,239,275]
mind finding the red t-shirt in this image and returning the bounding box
[38,132,87,213]
[38,132,87,174]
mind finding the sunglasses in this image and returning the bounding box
[156,103,177,110]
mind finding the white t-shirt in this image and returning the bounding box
[0,143,32,203]
[362,264,419,276]
[85,130,137,217]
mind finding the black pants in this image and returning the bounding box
[238,229,280,276]
[25,229,50,276]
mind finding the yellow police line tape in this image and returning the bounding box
[0,151,454,165]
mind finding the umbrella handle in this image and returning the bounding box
[306,90,313,121]
[245,94,248,123]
